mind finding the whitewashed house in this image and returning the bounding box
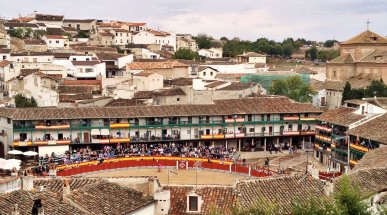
[7,72,60,107]
[237,52,266,64]
[132,29,176,51]
[197,66,218,80]
[198,47,223,58]
[70,60,106,80]
[43,35,69,50]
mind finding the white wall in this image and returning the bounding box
[202,63,256,74]
[131,203,156,215]
[198,68,217,80]
[132,31,176,50]
[38,145,69,157]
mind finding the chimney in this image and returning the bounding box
[324,181,334,196]
[11,204,19,215]
[62,179,71,202]
[154,190,170,215]
[22,176,34,191]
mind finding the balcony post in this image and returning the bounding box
[264,138,267,151]
[225,140,228,149]
[290,137,293,147]
[238,139,241,152]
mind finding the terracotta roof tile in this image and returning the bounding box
[0,60,11,67]
[6,97,321,120]
[341,30,387,45]
[24,39,46,45]
[96,52,128,61]
[165,78,193,86]
[34,178,101,193]
[347,113,387,144]
[344,168,387,197]
[35,14,64,21]
[352,147,387,171]
[317,107,366,126]
[218,82,255,91]
[63,19,95,23]
[20,69,39,76]
[168,186,237,215]
[0,190,84,215]
[63,80,101,86]
[237,175,326,214]
[67,181,155,214]
[58,85,94,94]
[127,61,188,70]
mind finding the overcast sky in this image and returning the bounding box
[1,0,387,42]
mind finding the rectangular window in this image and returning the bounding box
[249,128,255,132]
[289,124,293,130]
[187,129,191,135]
[7,118,11,124]
[203,72,206,76]
[177,98,180,102]
[58,133,64,140]
[189,196,198,211]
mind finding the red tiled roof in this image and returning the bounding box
[24,39,46,45]
[0,60,10,67]
[0,190,84,215]
[63,80,101,86]
[127,61,188,70]
[347,113,387,144]
[317,107,366,127]
[5,97,322,120]
[168,186,237,215]
[237,175,326,214]
[71,60,102,66]
[45,35,65,39]
[63,19,95,23]
[67,181,155,214]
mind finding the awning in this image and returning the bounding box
[101,129,110,136]
[91,129,100,135]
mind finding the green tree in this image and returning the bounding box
[365,79,387,97]
[9,28,25,39]
[335,175,371,215]
[282,44,294,58]
[342,82,352,104]
[194,34,213,49]
[32,30,46,39]
[15,94,38,108]
[306,46,318,60]
[173,48,200,60]
[270,76,314,102]
[62,32,73,41]
[292,198,339,215]
[76,31,89,38]
[324,40,338,47]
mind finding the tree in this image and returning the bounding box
[270,76,314,103]
[76,31,89,38]
[341,82,352,104]
[335,175,371,215]
[173,48,200,60]
[62,32,73,41]
[306,46,318,60]
[9,28,25,39]
[32,30,46,39]
[15,94,38,108]
[194,34,213,49]
[324,40,338,48]
[282,44,294,58]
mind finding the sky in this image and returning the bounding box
[1,0,387,42]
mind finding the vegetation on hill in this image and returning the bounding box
[342,79,387,103]
[15,94,37,108]
[193,34,339,61]
[9,28,46,39]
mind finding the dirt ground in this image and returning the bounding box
[89,168,250,185]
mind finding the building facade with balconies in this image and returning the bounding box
[0,97,321,157]
[315,101,387,173]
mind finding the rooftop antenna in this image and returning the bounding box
[366,19,371,31]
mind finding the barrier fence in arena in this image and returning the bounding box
[55,156,276,177]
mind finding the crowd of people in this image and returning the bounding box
[39,143,237,167]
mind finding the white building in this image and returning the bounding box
[237,52,266,64]
[202,62,257,74]
[110,29,132,46]
[197,66,218,80]
[132,29,176,51]
[96,53,133,78]
[133,71,164,91]
[29,14,64,28]
[63,19,96,32]
[7,72,60,107]
[176,34,198,51]
[71,60,106,80]
[43,35,69,50]
[198,47,223,58]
